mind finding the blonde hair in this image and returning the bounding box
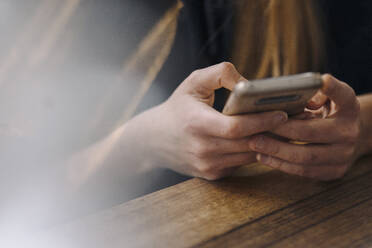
[232,0,324,79]
[122,0,324,120]
[119,1,183,123]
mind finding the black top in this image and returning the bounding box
[139,0,372,114]
[320,0,372,95]
[134,0,372,193]
[3,0,370,216]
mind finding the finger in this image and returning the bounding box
[184,62,245,97]
[292,106,330,120]
[272,118,349,143]
[307,90,329,110]
[197,136,252,154]
[291,111,322,120]
[291,111,313,120]
[194,153,255,180]
[187,135,252,157]
[257,154,347,181]
[195,166,238,181]
[249,135,352,165]
[215,152,257,169]
[313,103,331,119]
[199,133,289,154]
[195,108,288,139]
[321,74,359,115]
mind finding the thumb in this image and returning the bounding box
[307,90,329,110]
[183,62,246,98]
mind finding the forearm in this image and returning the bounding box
[357,93,372,156]
[53,108,164,222]
[66,109,161,192]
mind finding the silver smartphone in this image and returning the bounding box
[222,72,323,116]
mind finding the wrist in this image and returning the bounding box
[120,104,168,172]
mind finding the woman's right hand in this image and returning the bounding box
[126,62,288,180]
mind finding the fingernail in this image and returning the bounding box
[308,99,318,107]
[255,136,265,150]
[275,112,288,122]
[308,100,315,105]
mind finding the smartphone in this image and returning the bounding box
[222,72,323,116]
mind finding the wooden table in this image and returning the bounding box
[50,156,372,248]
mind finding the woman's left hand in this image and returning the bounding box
[248,74,362,181]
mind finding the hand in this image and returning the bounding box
[248,74,362,181]
[128,62,288,180]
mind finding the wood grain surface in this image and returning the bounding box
[48,156,372,248]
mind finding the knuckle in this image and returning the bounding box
[354,99,361,114]
[216,62,237,88]
[196,162,220,180]
[341,82,360,110]
[219,62,236,75]
[203,172,222,181]
[224,119,242,138]
[188,69,202,81]
[268,141,280,155]
[256,136,279,155]
[183,116,198,134]
[196,161,213,174]
[349,94,361,115]
[347,104,360,121]
[344,82,357,98]
[340,123,360,143]
[340,81,354,92]
[190,141,210,159]
[197,147,210,158]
